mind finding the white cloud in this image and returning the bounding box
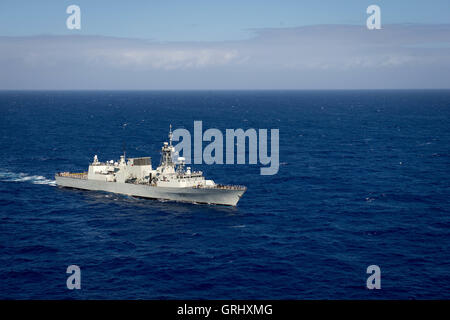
[85,47,239,70]
[1,24,450,89]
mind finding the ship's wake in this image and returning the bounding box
[0,171,56,186]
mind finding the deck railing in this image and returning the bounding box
[193,184,246,191]
[56,172,88,179]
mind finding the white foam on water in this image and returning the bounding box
[0,171,56,186]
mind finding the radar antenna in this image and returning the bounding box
[169,124,173,146]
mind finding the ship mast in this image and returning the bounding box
[160,124,175,167]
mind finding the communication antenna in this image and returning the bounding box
[121,122,127,160]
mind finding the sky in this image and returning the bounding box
[0,0,450,89]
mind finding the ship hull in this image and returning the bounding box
[55,176,245,206]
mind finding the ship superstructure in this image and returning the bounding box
[55,126,246,206]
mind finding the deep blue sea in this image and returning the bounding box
[0,90,449,299]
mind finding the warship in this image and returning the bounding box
[55,126,246,206]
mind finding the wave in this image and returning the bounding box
[0,171,56,186]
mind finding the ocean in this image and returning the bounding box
[0,90,449,299]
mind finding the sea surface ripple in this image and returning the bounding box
[0,90,449,299]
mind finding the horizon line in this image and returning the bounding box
[1,88,450,92]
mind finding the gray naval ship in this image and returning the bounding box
[55,126,246,206]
